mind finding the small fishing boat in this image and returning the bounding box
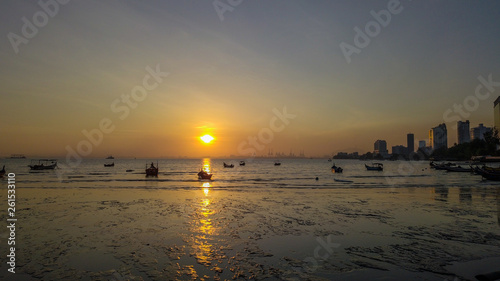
[444,165,472,173]
[334,178,353,183]
[473,167,500,181]
[331,163,343,173]
[146,162,158,176]
[126,169,134,172]
[365,163,383,171]
[223,162,234,168]
[274,161,281,166]
[29,159,57,170]
[0,165,5,177]
[239,161,245,166]
[104,162,114,167]
[198,169,213,180]
[106,155,114,159]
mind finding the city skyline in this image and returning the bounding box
[1,1,500,158]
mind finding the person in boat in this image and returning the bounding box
[150,162,156,169]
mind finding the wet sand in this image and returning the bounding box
[0,186,499,280]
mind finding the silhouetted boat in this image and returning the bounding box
[104,162,114,167]
[106,155,114,159]
[444,165,472,172]
[146,162,158,176]
[0,165,5,177]
[473,166,500,181]
[334,178,353,183]
[9,154,26,159]
[29,159,57,170]
[274,161,281,166]
[239,161,245,166]
[365,163,383,171]
[198,169,213,180]
[331,163,343,173]
[223,162,234,168]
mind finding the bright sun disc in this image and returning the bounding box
[200,134,214,143]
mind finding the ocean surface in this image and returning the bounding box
[2,158,499,190]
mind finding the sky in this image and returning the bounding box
[1,0,500,158]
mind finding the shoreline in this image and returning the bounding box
[0,186,498,280]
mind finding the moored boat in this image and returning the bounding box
[274,161,281,166]
[223,162,234,168]
[104,162,114,167]
[198,169,213,180]
[239,161,245,166]
[331,163,343,173]
[146,162,158,176]
[29,159,57,170]
[365,163,383,171]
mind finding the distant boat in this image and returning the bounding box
[106,155,114,159]
[198,169,213,180]
[29,159,57,170]
[274,161,281,166]
[146,162,158,176]
[365,163,383,171]
[239,161,246,166]
[9,154,26,159]
[104,162,114,167]
[334,178,353,183]
[331,163,343,173]
[126,169,134,172]
[0,165,5,177]
[223,162,234,168]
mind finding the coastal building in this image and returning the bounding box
[429,123,447,150]
[407,133,414,154]
[471,123,492,141]
[392,145,407,156]
[495,96,500,131]
[457,120,471,144]
[373,140,389,157]
[418,140,426,148]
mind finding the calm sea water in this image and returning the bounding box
[1,158,498,189]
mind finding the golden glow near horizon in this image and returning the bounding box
[200,134,214,144]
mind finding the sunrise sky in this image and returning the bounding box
[1,0,500,158]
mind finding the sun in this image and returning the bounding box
[200,134,214,144]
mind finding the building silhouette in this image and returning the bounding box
[407,133,414,154]
[495,96,500,131]
[374,140,389,157]
[429,123,447,150]
[471,123,492,141]
[457,120,470,144]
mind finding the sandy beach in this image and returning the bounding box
[0,185,498,280]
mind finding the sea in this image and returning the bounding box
[2,158,499,190]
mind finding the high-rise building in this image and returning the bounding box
[429,123,447,150]
[471,123,492,141]
[457,120,470,144]
[418,140,426,148]
[392,145,406,156]
[494,96,500,131]
[407,133,414,154]
[374,140,388,157]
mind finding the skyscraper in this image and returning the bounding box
[471,123,492,141]
[457,120,470,144]
[407,133,414,154]
[429,123,447,150]
[374,140,388,157]
[494,96,500,131]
